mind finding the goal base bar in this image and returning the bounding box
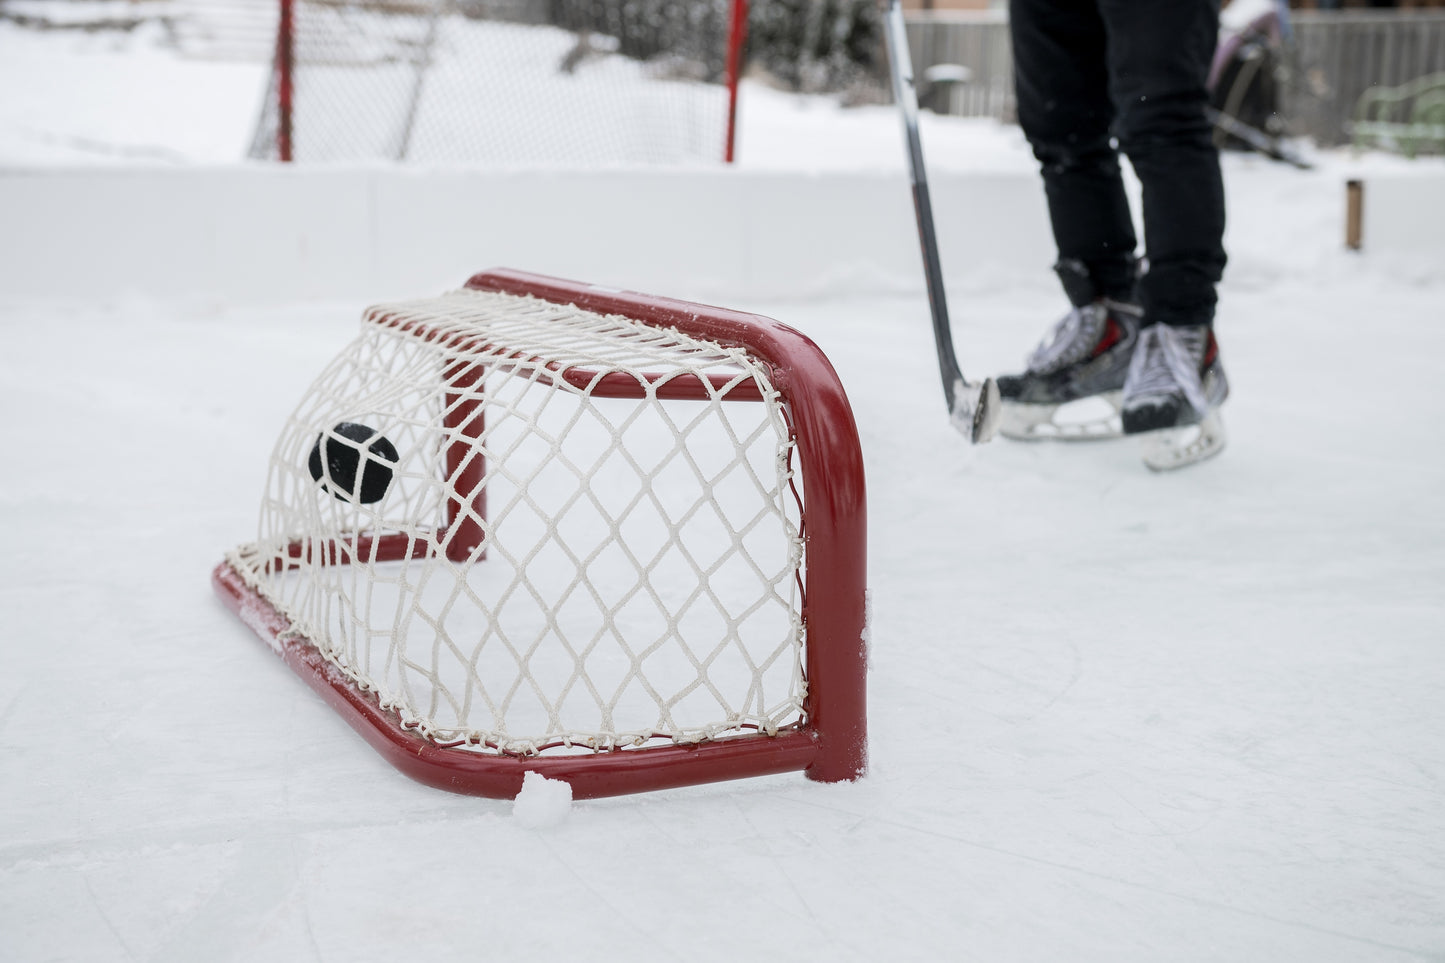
[213,561,837,800]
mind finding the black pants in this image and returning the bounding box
[1010,0,1227,326]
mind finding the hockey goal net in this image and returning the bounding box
[213,269,866,798]
[250,0,748,165]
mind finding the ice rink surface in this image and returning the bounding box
[4,257,1443,962]
[2,10,1444,962]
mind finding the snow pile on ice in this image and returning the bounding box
[512,772,574,829]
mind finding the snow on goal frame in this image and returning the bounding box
[212,269,867,799]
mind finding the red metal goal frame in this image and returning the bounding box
[212,268,866,799]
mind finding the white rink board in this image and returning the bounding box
[3,164,1438,304]
[0,166,1054,304]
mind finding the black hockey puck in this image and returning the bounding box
[308,422,400,505]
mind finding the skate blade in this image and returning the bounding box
[1141,409,1226,471]
[998,392,1122,442]
[950,376,1002,444]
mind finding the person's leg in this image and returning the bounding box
[1098,0,1226,326]
[1092,0,1228,460]
[997,0,1142,442]
[1009,0,1138,305]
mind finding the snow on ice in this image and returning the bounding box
[513,773,575,830]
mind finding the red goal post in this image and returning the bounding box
[213,269,866,799]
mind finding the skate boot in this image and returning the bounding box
[996,298,1142,441]
[1122,322,1230,471]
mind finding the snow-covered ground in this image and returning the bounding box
[2,12,1444,963]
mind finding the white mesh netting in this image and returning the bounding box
[250,0,733,165]
[227,288,806,756]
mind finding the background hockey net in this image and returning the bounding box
[214,270,866,798]
[249,0,747,165]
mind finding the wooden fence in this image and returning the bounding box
[1289,10,1445,145]
[903,9,1445,148]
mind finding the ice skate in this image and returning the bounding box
[996,298,1141,441]
[1122,322,1230,471]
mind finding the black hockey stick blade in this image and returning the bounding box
[952,375,1002,444]
[881,0,998,444]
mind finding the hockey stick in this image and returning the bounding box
[1206,107,1313,170]
[880,0,1000,444]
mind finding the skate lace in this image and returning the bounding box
[1025,303,1107,374]
[1126,325,1210,415]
